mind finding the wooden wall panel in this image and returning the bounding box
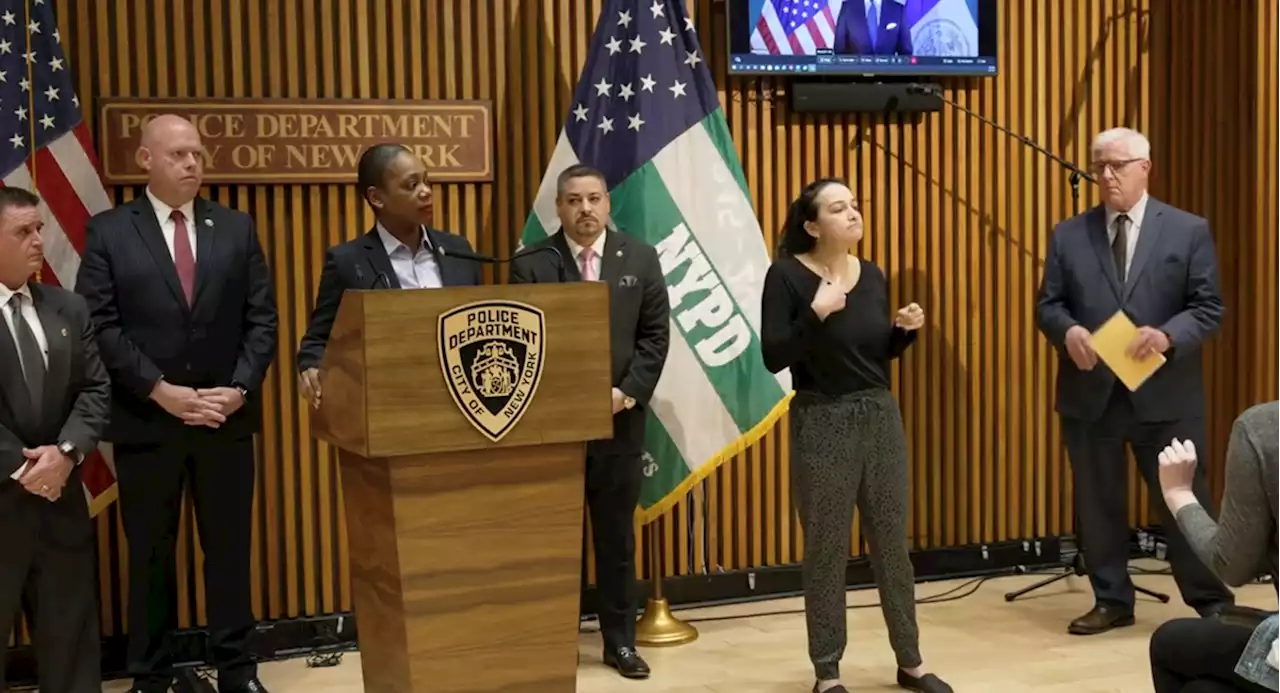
[27,0,1275,639]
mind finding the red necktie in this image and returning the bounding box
[172,210,196,305]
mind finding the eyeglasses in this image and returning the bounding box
[1088,158,1144,175]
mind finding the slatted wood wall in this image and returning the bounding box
[36,0,1277,639]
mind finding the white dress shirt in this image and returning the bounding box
[564,232,607,280]
[1104,190,1148,280]
[1,282,48,480]
[145,188,197,261]
[376,223,443,289]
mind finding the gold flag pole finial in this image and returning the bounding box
[635,522,697,646]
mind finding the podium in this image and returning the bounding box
[309,283,614,693]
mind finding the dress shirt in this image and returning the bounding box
[1,282,47,480]
[1104,190,1148,280]
[376,223,443,289]
[145,188,198,262]
[564,232,607,280]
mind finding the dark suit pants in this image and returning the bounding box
[583,449,643,652]
[115,434,256,691]
[0,480,100,693]
[1061,385,1233,613]
[1150,617,1273,693]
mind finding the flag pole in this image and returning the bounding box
[24,0,39,283]
[634,520,697,646]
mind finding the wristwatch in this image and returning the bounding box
[231,381,250,401]
[57,441,83,465]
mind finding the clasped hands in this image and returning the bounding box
[15,445,74,502]
[151,380,244,428]
[1063,324,1169,371]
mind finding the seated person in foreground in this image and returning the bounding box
[1149,401,1278,693]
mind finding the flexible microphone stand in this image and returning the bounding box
[905,83,1169,604]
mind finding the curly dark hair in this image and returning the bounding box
[777,177,848,256]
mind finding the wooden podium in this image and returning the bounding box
[309,283,614,693]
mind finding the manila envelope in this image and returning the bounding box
[1088,311,1166,391]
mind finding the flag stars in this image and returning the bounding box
[685,17,696,32]
[650,0,665,18]
[39,114,54,130]
[658,27,677,45]
[573,103,589,121]
[618,82,635,102]
[639,74,656,92]
[27,20,39,34]
[669,80,687,98]
[629,35,646,54]
[597,116,614,134]
[0,39,10,54]
[605,36,622,55]
[44,86,59,101]
[684,50,702,67]
[18,77,29,92]
[49,56,63,72]
[0,70,5,83]
[617,10,632,28]
[1,11,15,26]
[594,78,612,96]
[627,113,645,132]
[52,28,60,44]
[23,50,35,64]
[9,133,23,149]
[15,106,27,121]
[72,94,79,108]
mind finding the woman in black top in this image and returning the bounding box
[761,179,952,693]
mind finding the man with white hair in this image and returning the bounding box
[1036,127,1235,635]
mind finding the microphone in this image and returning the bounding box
[355,263,391,290]
[436,243,568,283]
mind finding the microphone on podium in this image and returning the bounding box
[431,232,569,284]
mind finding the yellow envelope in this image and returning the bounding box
[1088,311,1166,391]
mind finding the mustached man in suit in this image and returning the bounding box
[834,0,914,56]
[295,143,483,408]
[1036,127,1234,635]
[75,115,278,693]
[0,187,110,693]
[509,164,671,680]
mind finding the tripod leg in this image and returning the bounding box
[1134,583,1171,603]
[1004,569,1074,602]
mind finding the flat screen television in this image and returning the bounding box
[726,0,999,77]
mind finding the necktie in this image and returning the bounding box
[1112,214,1130,283]
[8,293,44,414]
[579,247,597,281]
[867,0,880,51]
[172,210,196,305]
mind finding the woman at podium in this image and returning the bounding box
[760,178,952,693]
[296,143,483,406]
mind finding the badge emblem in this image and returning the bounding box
[437,299,546,442]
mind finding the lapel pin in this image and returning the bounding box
[60,327,67,337]
[616,250,623,257]
[204,218,213,227]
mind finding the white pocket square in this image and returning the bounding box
[886,22,898,30]
[619,274,639,288]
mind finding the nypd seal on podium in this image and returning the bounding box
[438,299,547,442]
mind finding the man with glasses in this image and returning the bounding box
[1036,127,1234,635]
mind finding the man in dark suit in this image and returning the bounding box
[75,115,278,693]
[834,0,913,55]
[1036,127,1234,635]
[0,187,110,693]
[509,164,670,680]
[296,143,483,407]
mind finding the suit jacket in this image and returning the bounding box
[296,226,483,371]
[508,230,671,455]
[1035,197,1224,423]
[834,0,913,55]
[0,284,110,523]
[75,196,278,444]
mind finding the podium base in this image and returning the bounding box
[635,598,698,646]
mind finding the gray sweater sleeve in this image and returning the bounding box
[1175,418,1271,587]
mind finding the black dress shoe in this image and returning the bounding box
[602,646,650,679]
[220,678,270,693]
[1068,603,1134,635]
[897,669,954,693]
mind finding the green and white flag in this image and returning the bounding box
[519,0,791,522]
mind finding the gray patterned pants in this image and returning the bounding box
[790,388,922,681]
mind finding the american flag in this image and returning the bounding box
[750,0,845,55]
[0,0,118,516]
